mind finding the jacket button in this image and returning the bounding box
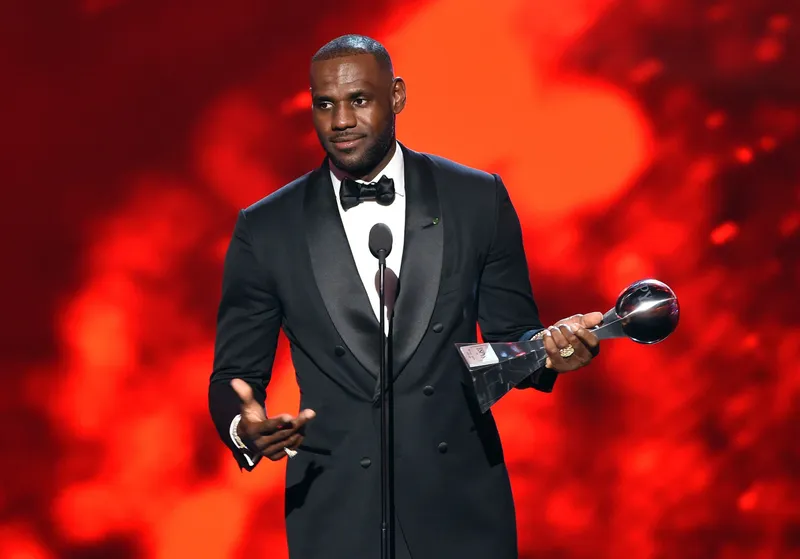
[438,442,448,454]
[360,457,371,468]
[423,385,434,396]
[432,323,443,333]
[334,345,346,357]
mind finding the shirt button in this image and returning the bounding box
[432,323,443,333]
[423,385,434,396]
[334,345,346,357]
[438,442,448,454]
[360,457,372,468]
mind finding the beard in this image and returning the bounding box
[326,117,395,178]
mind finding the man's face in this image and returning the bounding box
[310,54,405,178]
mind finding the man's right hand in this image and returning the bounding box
[231,379,316,461]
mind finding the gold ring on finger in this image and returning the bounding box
[559,345,575,358]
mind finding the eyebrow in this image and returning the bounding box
[312,89,373,103]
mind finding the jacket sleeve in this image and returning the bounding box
[476,175,556,392]
[208,209,283,470]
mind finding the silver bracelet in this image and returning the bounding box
[230,414,248,450]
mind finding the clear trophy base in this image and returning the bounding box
[458,279,680,413]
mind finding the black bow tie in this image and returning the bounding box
[339,175,395,211]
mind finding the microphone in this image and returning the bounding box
[369,223,393,260]
[368,222,396,559]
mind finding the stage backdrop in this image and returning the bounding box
[1,0,798,558]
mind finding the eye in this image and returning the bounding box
[316,101,333,110]
[354,98,368,107]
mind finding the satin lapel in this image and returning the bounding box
[391,146,443,377]
[305,164,381,379]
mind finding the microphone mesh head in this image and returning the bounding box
[368,223,393,259]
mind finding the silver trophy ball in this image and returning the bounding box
[597,278,680,344]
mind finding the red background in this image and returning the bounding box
[2,1,798,558]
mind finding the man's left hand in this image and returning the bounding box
[541,312,603,373]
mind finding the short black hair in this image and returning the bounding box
[311,34,393,75]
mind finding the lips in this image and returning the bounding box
[330,136,365,150]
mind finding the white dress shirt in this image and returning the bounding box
[231,142,407,465]
[329,142,406,331]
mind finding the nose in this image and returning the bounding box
[332,103,356,131]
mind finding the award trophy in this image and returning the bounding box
[457,279,680,413]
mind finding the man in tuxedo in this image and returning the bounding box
[209,34,601,559]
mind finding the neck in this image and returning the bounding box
[360,141,397,182]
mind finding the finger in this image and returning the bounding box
[231,379,265,420]
[288,409,317,430]
[559,323,580,346]
[554,314,585,328]
[283,433,304,450]
[568,336,593,363]
[265,433,303,459]
[574,324,599,347]
[563,323,597,361]
[267,445,299,461]
[542,331,566,369]
[548,326,570,349]
[256,409,314,436]
[579,312,604,329]
[246,417,291,441]
[563,323,594,348]
[544,328,585,372]
[250,428,295,453]
[256,423,297,443]
[242,412,292,444]
[269,414,295,429]
[574,326,600,356]
[267,449,288,461]
[231,378,256,404]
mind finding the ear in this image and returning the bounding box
[392,77,407,114]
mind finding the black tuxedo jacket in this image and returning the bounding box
[209,145,556,559]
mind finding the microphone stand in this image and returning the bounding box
[377,248,395,559]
